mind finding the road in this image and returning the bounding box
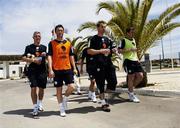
[0,79,180,128]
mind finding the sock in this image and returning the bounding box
[37,100,42,107]
[88,91,92,98]
[63,96,68,101]
[77,86,81,93]
[101,99,106,105]
[92,92,95,96]
[33,104,38,110]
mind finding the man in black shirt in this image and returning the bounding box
[88,21,117,112]
[79,47,97,102]
[22,31,47,116]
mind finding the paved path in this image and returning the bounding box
[0,74,180,128]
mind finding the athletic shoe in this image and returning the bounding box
[101,104,111,112]
[32,107,39,116]
[60,104,66,117]
[128,93,140,103]
[38,106,44,112]
[77,92,83,95]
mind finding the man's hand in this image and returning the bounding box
[48,70,55,78]
[100,49,111,55]
[33,57,42,65]
[73,69,78,75]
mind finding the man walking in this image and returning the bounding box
[87,21,117,112]
[22,31,47,116]
[118,27,143,103]
[47,24,77,117]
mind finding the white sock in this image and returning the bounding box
[101,99,106,105]
[77,87,81,93]
[128,91,134,95]
[33,104,38,110]
[59,103,63,108]
[37,100,42,107]
[88,91,92,97]
[92,92,95,96]
[63,96,68,101]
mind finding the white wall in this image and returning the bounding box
[0,69,3,78]
[9,63,25,78]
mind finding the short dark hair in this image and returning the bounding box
[33,31,41,37]
[55,24,64,32]
[126,27,134,33]
[96,20,106,27]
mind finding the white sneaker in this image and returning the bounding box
[38,105,44,112]
[62,97,68,110]
[129,93,140,103]
[60,104,66,117]
[32,107,39,116]
[91,92,97,103]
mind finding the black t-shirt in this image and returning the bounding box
[81,48,95,70]
[22,44,47,73]
[88,35,116,66]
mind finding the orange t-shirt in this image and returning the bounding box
[48,40,73,70]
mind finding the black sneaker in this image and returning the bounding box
[101,104,111,112]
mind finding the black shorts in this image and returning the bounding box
[87,67,95,80]
[28,72,47,89]
[123,59,143,74]
[53,69,74,87]
[94,65,117,94]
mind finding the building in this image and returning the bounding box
[0,55,26,79]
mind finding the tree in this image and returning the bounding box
[78,0,180,59]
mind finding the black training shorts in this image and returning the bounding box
[53,69,74,87]
[28,72,47,89]
[123,59,143,74]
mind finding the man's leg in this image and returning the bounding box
[56,86,66,117]
[37,87,44,111]
[56,87,63,104]
[134,72,143,87]
[127,73,140,103]
[127,74,135,92]
[88,79,97,102]
[31,87,37,104]
[31,87,39,115]
[95,70,110,112]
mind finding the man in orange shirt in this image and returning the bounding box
[47,24,77,117]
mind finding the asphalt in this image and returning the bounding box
[0,70,180,128]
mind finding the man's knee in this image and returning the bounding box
[136,72,143,80]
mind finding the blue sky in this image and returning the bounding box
[0,0,180,60]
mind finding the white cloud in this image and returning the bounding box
[0,0,179,55]
[0,0,112,54]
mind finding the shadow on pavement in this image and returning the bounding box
[3,109,59,118]
[67,106,99,114]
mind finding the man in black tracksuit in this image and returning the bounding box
[87,21,117,112]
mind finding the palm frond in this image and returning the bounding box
[77,22,96,32]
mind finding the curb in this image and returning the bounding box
[80,86,180,98]
[116,88,180,98]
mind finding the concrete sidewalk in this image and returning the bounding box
[79,69,180,98]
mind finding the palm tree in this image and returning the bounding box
[66,36,90,60]
[77,0,180,87]
[78,0,180,59]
